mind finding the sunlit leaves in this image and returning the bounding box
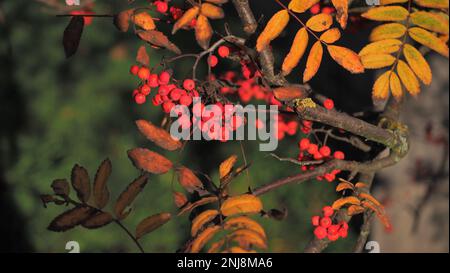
[331,196,361,210]
[133,12,156,31]
[200,3,225,19]
[320,28,341,44]
[372,71,392,100]
[369,23,407,41]
[414,0,449,9]
[256,10,290,52]
[191,226,221,253]
[288,0,320,13]
[303,41,323,82]
[306,13,333,32]
[195,14,213,50]
[361,54,396,69]
[219,155,238,181]
[361,6,409,21]
[176,166,203,193]
[220,194,263,217]
[410,11,449,35]
[359,39,402,56]
[327,45,365,74]
[408,27,449,57]
[389,71,403,100]
[397,60,420,96]
[273,85,308,101]
[282,28,309,75]
[172,6,200,34]
[191,210,219,236]
[331,0,349,29]
[403,44,432,85]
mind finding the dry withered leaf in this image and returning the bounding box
[135,212,171,239]
[82,211,113,229]
[173,191,189,208]
[137,30,181,54]
[273,85,308,102]
[177,166,203,193]
[63,16,84,58]
[51,179,70,196]
[128,148,173,174]
[71,164,91,203]
[48,206,95,232]
[136,46,150,66]
[114,174,148,220]
[114,9,134,32]
[136,120,182,151]
[93,159,111,209]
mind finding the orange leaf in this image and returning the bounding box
[229,229,267,250]
[190,226,221,253]
[282,27,309,75]
[220,194,263,217]
[359,39,402,56]
[137,30,181,54]
[172,6,200,34]
[176,166,203,193]
[303,41,323,82]
[414,0,449,9]
[336,182,355,192]
[359,192,382,207]
[178,196,219,216]
[256,10,290,52]
[191,209,219,236]
[133,12,156,31]
[410,11,449,35]
[136,45,150,66]
[320,28,341,44]
[332,196,361,210]
[327,45,365,74]
[288,0,320,13]
[347,205,365,216]
[331,0,348,29]
[200,3,224,19]
[389,71,403,100]
[372,71,391,100]
[135,212,171,239]
[408,27,449,58]
[127,148,173,174]
[224,216,266,239]
[361,53,396,69]
[195,14,213,50]
[273,85,309,102]
[173,191,188,208]
[219,155,238,180]
[136,120,182,151]
[306,13,333,32]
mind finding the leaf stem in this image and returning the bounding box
[114,219,146,253]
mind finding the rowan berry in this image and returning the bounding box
[320,217,332,228]
[324,173,335,182]
[158,85,171,96]
[159,71,171,85]
[137,67,150,80]
[183,79,196,91]
[322,7,335,15]
[322,206,334,217]
[312,215,320,226]
[152,94,163,106]
[327,232,340,241]
[334,151,345,160]
[328,225,340,235]
[148,74,160,88]
[310,4,321,15]
[208,55,219,67]
[338,228,348,238]
[169,89,182,101]
[155,1,168,13]
[307,143,319,155]
[319,145,331,157]
[179,95,193,106]
[299,138,311,150]
[314,226,327,240]
[130,65,140,75]
[218,46,230,58]
[132,89,139,98]
[162,101,175,113]
[140,84,151,96]
[134,93,146,105]
[323,99,335,110]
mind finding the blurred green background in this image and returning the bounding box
[0,0,366,253]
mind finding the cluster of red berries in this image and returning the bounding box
[298,138,345,182]
[312,206,348,241]
[310,3,336,15]
[208,45,231,68]
[129,65,198,112]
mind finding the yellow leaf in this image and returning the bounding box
[133,12,156,31]
[361,54,396,69]
[256,10,290,52]
[408,27,449,57]
[331,0,348,29]
[320,28,341,43]
[207,239,225,253]
[361,6,409,21]
[303,41,323,82]
[195,14,213,50]
[191,210,219,236]
[172,6,200,34]
[224,216,266,239]
[288,0,320,13]
[229,229,267,249]
[410,11,449,35]
[380,0,408,4]
[359,39,402,56]
[190,226,221,253]
[414,0,449,9]
[306,13,333,32]
[282,28,309,75]
[219,155,238,180]
[332,196,361,210]
[227,247,257,253]
[403,44,432,85]
[347,205,365,216]
[397,60,421,96]
[372,71,392,100]
[370,23,407,41]
[201,3,225,19]
[355,182,368,188]
[390,72,403,100]
[327,45,365,73]
[220,194,263,217]
[336,182,355,192]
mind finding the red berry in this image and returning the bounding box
[137,67,150,80]
[313,152,323,160]
[324,173,335,182]
[152,94,163,106]
[327,232,340,241]
[307,143,318,155]
[208,55,219,67]
[179,95,193,106]
[134,93,146,104]
[132,89,139,98]
[155,1,168,13]
[328,224,340,236]
[162,101,175,113]
[159,71,171,85]
[169,89,182,101]
[340,221,349,230]
[140,84,151,96]
[312,216,320,226]
[322,206,334,217]
[130,65,139,75]
[148,74,159,88]
[314,226,327,240]
[323,99,334,110]
[319,146,331,157]
[310,3,321,15]
[338,228,348,238]
[322,7,335,15]
[320,217,332,228]
[183,79,196,91]
[218,46,230,58]
[334,151,345,160]
[158,85,171,96]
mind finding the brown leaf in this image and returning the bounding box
[266,208,288,221]
[114,9,134,32]
[136,120,182,151]
[93,159,111,209]
[71,164,91,203]
[127,148,173,174]
[48,206,95,232]
[114,174,148,220]
[135,212,171,239]
[82,211,113,229]
[273,85,308,102]
[51,179,70,196]
[136,46,150,66]
[137,30,181,54]
[178,196,219,216]
[177,166,203,193]
[63,16,84,58]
